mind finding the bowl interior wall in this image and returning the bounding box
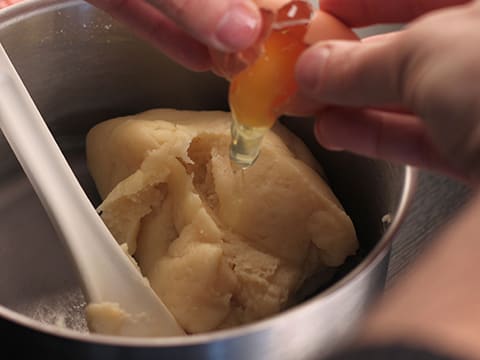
[0,2,405,332]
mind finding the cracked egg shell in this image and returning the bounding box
[254,0,301,11]
[304,10,358,45]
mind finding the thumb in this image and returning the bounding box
[295,37,407,107]
[149,0,262,52]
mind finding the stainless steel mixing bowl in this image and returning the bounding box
[0,1,416,359]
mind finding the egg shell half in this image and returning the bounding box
[304,10,359,45]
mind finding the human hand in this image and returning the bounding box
[295,0,479,182]
[85,0,262,71]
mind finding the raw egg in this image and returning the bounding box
[210,0,358,167]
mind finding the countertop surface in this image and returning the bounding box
[387,170,471,283]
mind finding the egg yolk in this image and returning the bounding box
[229,1,311,129]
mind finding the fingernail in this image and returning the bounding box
[215,3,260,52]
[296,45,331,94]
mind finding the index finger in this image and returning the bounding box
[86,0,211,71]
[320,0,472,27]
[149,0,262,52]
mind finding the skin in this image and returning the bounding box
[296,0,479,181]
[86,1,480,358]
[358,192,480,360]
[85,0,262,70]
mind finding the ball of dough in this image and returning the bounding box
[86,109,358,334]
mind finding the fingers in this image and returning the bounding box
[296,39,406,108]
[296,2,480,181]
[320,0,472,27]
[284,32,406,116]
[314,107,459,177]
[86,0,211,71]
[148,0,262,52]
[361,31,402,44]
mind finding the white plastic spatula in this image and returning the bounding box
[0,44,185,337]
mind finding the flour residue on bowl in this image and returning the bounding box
[15,287,88,332]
